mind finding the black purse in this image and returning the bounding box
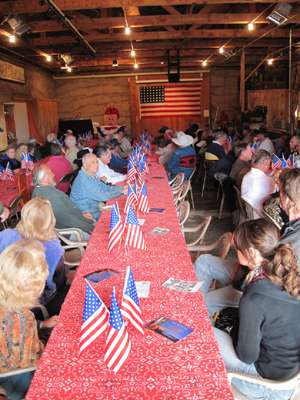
[213,307,239,338]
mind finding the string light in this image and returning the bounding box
[247,22,255,31]
[219,46,224,54]
[66,66,72,72]
[160,61,164,65]
[134,62,138,69]
[267,58,274,65]
[130,49,136,57]
[8,34,16,43]
[45,54,52,62]
[125,26,131,35]
[202,60,208,67]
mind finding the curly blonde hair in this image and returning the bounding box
[17,197,57,241]
[0,240,48,311]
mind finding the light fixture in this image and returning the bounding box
[219,46,224,54]
[247,22,255,31]
[130,49,136,57]
[8,34,16,43]
[125,26,131,35]
[160,61,164,65]
[267,58,274,66]
[45,54,52,62]
[112,59,118,67]
[134,62,138,69]
[267,4,292,25]
[66,66,72,72]
[202,60,207,67]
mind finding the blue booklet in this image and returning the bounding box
[146,317,193,342]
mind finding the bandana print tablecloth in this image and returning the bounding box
[27,162,233,400]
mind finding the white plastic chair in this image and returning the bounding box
[174,180,191,206]
[182,215,212,247]
[169,172,185,189]
[177,200,191,227]
[228,370,300,400]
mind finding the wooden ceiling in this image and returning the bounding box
[0,0,299,75]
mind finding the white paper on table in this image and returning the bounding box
[138,218,146,226]
[136,281,150,298]
[162,278,203,293]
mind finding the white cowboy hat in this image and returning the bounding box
[172,131,194,147]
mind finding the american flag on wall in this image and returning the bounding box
[139,83,201,118]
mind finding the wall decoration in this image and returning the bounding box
[0,59,25,84]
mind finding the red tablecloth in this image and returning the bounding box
[26,163,233,400]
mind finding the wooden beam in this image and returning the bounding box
[25,28,300,48]
[28,13,274,33]
[240,48,245,112]
[163,6,181,15]
[0,0,297,15]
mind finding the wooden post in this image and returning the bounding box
[240,48,246,112]
[128,76,141,139]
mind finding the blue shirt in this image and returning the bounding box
[109,153,128,174]
[165,145,196,179]
[70,169,123,220]
[0,229,64,294]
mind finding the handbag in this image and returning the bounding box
[213,307,239,338]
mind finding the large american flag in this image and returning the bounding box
[121,266,144,335]
[79,281,109,354]
[139,83,201,118]
[108,203,124,253]
[125,205,146,250]
[104,287,131,373]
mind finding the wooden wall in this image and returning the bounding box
[54,76,131,130]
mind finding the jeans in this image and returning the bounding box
[213,328,293,400]
[0,371,34,400]
[194,254,242,315]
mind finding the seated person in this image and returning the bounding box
[15,143,28,162]
[165,132,196,179]
[94,145,126,184]
[0,240,58,399]
[113,127,132,158]
[46,143,73,193]
[241,150,275,217]
[40,133,58,158]
[194,168,300,317]
[64,134,79,170]
[70,153,124,221]
[206,132,235,175]
[108,139,128,174]
[0,145,21,170]
[289,135,300,156]
[253,130,275,154]
[206,131,228,159]
[156,130,176,165]
[0,198,64,310]
[214,219,300,400]
[229,142,252,187]
[32,165,94,238]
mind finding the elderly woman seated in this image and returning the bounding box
[0,240,59,400]
[70,153,125,221]
[0,198,65,314]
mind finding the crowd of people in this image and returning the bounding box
[1,121,300,399]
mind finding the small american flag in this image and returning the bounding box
[139,83,201,118]
[271,154,282,170]
[21,152,34,171]
[4,162,14,181]
[138,182,149,214]
[104,287,131,373]
[125,205,146,250]
[124,183,138,214]
[121,266,144,335]
[127,159,137,184]
[79,281,109,354]
[108,203,124,253]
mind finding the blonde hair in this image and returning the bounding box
[0,240,48,311]
[16,143,28,162]
[17,197,57,241]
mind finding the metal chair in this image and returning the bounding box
[56,228,88,268]
[214,172,228,219]
[228,370,300,400]
[201,159,218,198]
[6,194,23,227]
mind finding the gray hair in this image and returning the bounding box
[33,165,48,186]
[215,131,228,141]
[252,149,271,165]
[82,152,96,168]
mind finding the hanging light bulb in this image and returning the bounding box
[247,22,255,31]
[160,61,164,65]
[134,62,138,69]
[125,26,131,35]
[8,34,16,43]
[130,49,136,57]
[66,66,72,72]
[267,58,274,66]
[219,46,224,54]
[202,60,208,67]
[45,54,52,62]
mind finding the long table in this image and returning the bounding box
[27,162,233,400]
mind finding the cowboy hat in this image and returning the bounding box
[172,131,194,147]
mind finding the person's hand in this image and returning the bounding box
[0,207,9,222]
[41,315,59,329]
[82,212,94,221]
[100,176,107,183]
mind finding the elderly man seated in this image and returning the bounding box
[32,164,94,238]
[94,145,126,184]
[70,153,124,221]
[241,149,276,218]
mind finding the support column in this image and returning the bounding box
[240,48,246,112]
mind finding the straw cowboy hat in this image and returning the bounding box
[172,131,194,147]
